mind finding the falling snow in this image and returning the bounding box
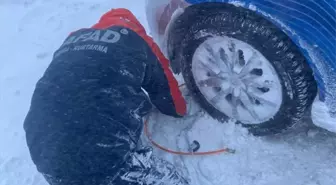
[0,1,335,185]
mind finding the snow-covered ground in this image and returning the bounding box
[147,97,336,185]
[0,0,335,185]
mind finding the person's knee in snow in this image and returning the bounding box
[23,8,188,185]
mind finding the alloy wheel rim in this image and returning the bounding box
[192,36,282,124]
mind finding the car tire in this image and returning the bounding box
[167,2,317,136]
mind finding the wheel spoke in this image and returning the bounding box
[218,71,231,80]
[248,86,269,96]
[205,42,233,74]
[219,47,229,63]
[231,95,239,119]
[245,80,273,90]
[247,93,277,108]
[241,90,260,120]
[233,87,241,97]
[218,47,231,72]
[199,59,221,75]
[244,78,271,95]
[239,52,262,77]
[211,87,232,103]
[228,40,237,70]
[204,42,216,57]
[241,68,263,82]
[242,75,260,85]
[207,56,219,67]
[198,77,222,87]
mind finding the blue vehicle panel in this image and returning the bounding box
[185,0,336,112]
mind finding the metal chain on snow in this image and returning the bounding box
[143,116,235,156]
[143,84,236,156]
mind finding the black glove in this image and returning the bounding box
[141,36,186,118]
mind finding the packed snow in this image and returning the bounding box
[312,97,336,133]
[0,0,335,185]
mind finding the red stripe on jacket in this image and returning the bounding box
[90,8,186,116]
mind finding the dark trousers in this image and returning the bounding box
[43,147,189,185]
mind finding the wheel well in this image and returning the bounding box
[167,2,317,87]
[167,1,317,122]
[170,2,318,135]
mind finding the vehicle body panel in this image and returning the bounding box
[146,0,336,132]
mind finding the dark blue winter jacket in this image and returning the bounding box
[23,25,186,182]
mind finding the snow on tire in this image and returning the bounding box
[167,2,317,136]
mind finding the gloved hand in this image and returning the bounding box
[140,35,187,118]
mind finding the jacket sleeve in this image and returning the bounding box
[141,36,186,117]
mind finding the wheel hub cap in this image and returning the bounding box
[191,36,283,124]
[231,75,244,88]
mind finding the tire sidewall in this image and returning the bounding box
[175,3,315,135]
